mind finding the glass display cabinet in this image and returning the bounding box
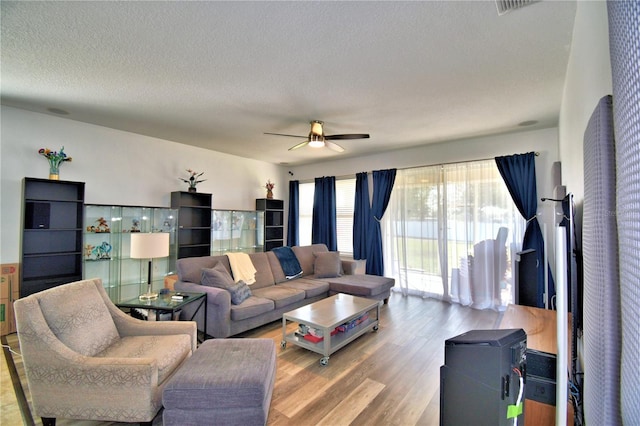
[84,205,177,302]
[211,210,264,254]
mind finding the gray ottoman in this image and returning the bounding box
[328,274,395,303]
[162,338,277,426]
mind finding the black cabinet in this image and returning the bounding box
[256,198,284,251]
[171,191,212,258]
[21,178,85,298]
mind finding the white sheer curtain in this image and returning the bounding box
[382,160,525,310]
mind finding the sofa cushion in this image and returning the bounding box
[251,286,306,309]
[314,251,342,278]
[98,334,192,384]
[202,263,252,305]
[278,278,330,298]
[247,252,276,289]
[177,255,229,284]
[267,251,287,283]
[230,297,275,321]
[292,244,328,276]
[38,280,120,357]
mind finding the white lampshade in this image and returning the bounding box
[130,232,169,259]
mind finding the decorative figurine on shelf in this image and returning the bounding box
[38,146,72,180]
[179,169,206,192]
[86,217,110,233]
[84,242,112,260]
[130,218,141,232]
[265,179,275,199]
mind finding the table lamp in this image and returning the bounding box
[130,232,170,300]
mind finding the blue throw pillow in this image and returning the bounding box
[201,263,252,305]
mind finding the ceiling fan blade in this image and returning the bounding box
[288,140,310,151]
[264,132,307,138]
[324,133,370,140]
[325,141,345,152]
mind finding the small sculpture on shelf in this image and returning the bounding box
[179,169,206,192]
[130,218,141,232]
[85,242,112,260]
[86,217,110,233]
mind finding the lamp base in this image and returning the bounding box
[139,281,157,300]
[139,292,158,300]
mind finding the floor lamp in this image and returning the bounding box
[130,232,170,300]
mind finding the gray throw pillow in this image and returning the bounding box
[314,251,342,278]
[201,262,252,304]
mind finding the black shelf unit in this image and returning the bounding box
[21,178,85,298]
[171,191,212,258]
[256,198,284,251]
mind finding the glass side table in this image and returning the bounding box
[116,291,208,341]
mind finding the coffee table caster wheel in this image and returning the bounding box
[280,341,286,349]
[373,325,379,331]
[320,357,329,366]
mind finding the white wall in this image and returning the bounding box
[0,106,286,264]
[558,0,612,244]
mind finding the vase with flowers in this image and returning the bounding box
[265,180,275,199]
[38,147,72,180]
[179,169,206,192]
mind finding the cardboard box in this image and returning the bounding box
[1,264,19,336]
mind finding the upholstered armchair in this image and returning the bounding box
[14,278,197,426]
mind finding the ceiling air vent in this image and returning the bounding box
[495,0,538,16]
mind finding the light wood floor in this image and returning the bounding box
[1,294,499,425]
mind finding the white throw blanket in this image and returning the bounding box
[225,252,257,284]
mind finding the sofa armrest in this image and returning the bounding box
[341,259,358,275]
[174,281,233,338]
[102,285,198,351]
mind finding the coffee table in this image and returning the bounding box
[281,293,380,366]
[116,291,207,341]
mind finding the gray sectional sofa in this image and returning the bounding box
[173,244,394,338]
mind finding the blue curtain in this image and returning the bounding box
[366,169,396,276]
[312,176,337,251]
[353,172,370,260]
[495,152,552,308]
[287,180,299,246]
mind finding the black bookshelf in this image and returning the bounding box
[171,191,212,258]
[21,178,85,297]
[256,198,284,251]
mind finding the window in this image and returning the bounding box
[383,159,524,309]
[298,178,356,255]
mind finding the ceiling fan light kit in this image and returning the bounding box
[265,120,370,153]
[308,133,325,148]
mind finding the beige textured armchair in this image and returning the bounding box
[14,278,196,426]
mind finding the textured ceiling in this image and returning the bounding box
[1,1,576,165]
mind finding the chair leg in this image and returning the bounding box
[41,418,56,426]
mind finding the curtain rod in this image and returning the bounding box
[294,152,541,182]
[322,151,540,180]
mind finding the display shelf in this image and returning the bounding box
[84,204,177,302]
[171,191,212,258]
[256,198,284,251]
[21,178,85,298]
[211,209,264,254]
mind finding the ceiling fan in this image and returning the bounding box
[265,120,370,152]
